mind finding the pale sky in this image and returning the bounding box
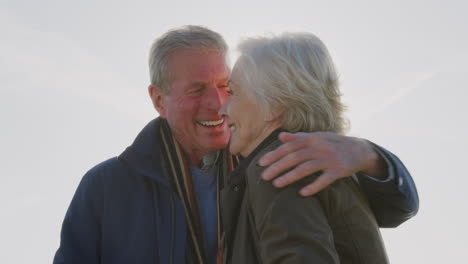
[1,0,467,263]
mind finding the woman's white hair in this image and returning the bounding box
[148,25,229,94]
[236,32,348,134]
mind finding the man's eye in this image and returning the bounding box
[222,86,233,95]
[219,84,233,95]
[188,89,203,96]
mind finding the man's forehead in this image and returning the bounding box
[168,49,230,81]
[168,48,227,65]
[190,77,229,86]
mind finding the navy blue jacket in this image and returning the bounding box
[54,118,418,263]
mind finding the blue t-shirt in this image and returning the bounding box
[190,167,218,264]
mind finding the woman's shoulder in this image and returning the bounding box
[243,137,370,219]
[244,139,324,221]
[245,138,324,197]
[245,138,282,180]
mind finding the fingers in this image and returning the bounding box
[258,131,361,196]
[271,160,322,188]
[261,147,317,181]
[299,171,337,197]
[259,132,319,168]
[258,137,307,169]
[277,132,305,142]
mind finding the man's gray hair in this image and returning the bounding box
[236,32,348,134]
[148,25,229,94]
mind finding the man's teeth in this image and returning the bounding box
[198,119,224,126]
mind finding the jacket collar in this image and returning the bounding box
[228,129,285,186]
[221,129,284,253]
[118,117,170,188]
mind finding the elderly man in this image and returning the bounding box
[54,26,418,264]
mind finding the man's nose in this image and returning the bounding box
[205,85,224,110]
[219,97,227,116]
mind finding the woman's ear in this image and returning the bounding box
[264,105,285,123]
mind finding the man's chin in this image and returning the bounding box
[202,138,230,153]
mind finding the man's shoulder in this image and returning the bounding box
[77,156,157,199]
[81,157,132,185]
[87,157,126,175]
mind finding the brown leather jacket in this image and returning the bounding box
[221,131,389,264]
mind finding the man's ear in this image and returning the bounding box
[148,85,167,117]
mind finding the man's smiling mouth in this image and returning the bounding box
[197,119,224,127]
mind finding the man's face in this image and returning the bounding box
[150,49,231,164]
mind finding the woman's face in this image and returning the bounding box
[219,60,280,157]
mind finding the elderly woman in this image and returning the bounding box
[219,33,389,263]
